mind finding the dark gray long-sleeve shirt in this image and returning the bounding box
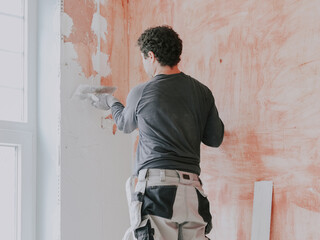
[111,72,224,175]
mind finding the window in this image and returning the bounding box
[0,131,34,240]
[0,0,26,122]
[0,0,36,240]
[0,145,20,240]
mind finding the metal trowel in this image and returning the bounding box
[72,84,117,101]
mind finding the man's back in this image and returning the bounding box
[118,72,224,175]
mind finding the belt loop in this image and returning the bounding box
[138,169,148,181]
[175,170,180,179]
[199,177,203,186]
[160,169,165,182]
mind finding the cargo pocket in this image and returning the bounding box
[134,219,155,240]
[195,187,212,234]
[126,177,146,230]
[142,185,177,219]
[129,191,144,229]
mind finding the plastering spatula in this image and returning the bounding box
[72,84,117,101]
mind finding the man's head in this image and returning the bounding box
[137,26,183,76]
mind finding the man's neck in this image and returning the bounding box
[154,65,181,77]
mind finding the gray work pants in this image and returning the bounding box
[124,169,212,240]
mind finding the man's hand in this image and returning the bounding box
[89,93,119,110]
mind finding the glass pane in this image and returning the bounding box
[0,0,23,16]
[0,15,23,52]
[0,87,23,121]
[0,145,18,240]
[0,51,23,88]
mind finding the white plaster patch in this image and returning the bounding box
[61,12,73,38]
[99,52,112,77]
[53,5,62,37]
[92,52,112,77]
[92,52,100,76]
[91,12,100,37]
[100,16,108,41]
[98,0,107,4]
[91,12,108,41]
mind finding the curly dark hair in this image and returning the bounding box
[137,25,183,67]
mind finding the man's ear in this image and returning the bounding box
[147,51,155,63]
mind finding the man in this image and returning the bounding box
[91,26,224,240]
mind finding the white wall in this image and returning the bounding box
[60,42,132,239]
[60,1,132,240]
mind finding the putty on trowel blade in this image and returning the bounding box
[72,84,117,101]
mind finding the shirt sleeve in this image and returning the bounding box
[110,86,142,134]
[202,94,224,147]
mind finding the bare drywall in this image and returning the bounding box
[60,0,131,239]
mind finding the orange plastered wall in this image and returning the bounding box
[128,0,320,239]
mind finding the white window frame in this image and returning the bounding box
[0,0,37,240]
[0,130,36,240]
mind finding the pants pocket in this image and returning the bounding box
[134,219,155,240]
[126,177,146,230]
[129,191,144,229]
[195,188,212,234]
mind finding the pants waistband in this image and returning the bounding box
[138,168,201,184]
